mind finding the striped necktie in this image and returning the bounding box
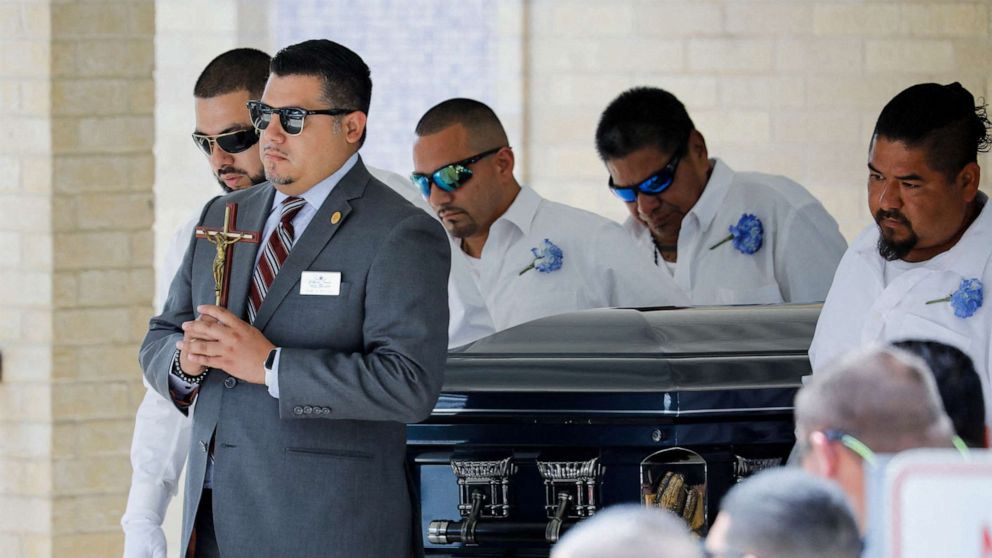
[247,196,307,323]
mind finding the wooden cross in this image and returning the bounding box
[194,203,260,307]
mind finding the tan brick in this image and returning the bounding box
[0,309,20,340]
[719,144,808,182]
[814,4,900,36]
[776,37,863,74]
[76,193,153,231]
[128,2,156,35]
[547,146,605,180]
[52,4,130,37]
[0,194,50,233]
[773,110,862,145]
[866,40,956,73]
[0,232,21,268]
[22,308,53,343]
[599,39,683,72]
[953,41,992,74]
[0,40,49,78]
[0,496,50,533]
[537,2,634,36]
[127,78,155,115]
[157,0,236,34]
[52,454,131,495]
[54,493,127,534]
[76,115,154,154]
[0,383,50,422]
[52,79,130,117]
[54,155,131,193]
[129,304,154,342]
[53,531,123,558]
[532,73,631,109]
[0,345,53,383]
[77,269,130,306]
[0,423,51,459]
[131,229,154,267]
[902,4,987,37]
[726,1,812,35]
[20,155,53,195]
[0,82,19,112]
[77,344,143,381]
[529,38,604,73]
[633,0,722,35]
[532,111,599,145]
[19,79,50,118]
[0,5,22,36]
[0,533,18,557]
[53,308,132,345]
[719,77,805,109]
[806,77,904,110]
[688,38,774,73]
[0,156,21,194]
[0,116,48,154]
[127,154,155,190]
[73,419,134,457]
[20,533,53,558]
[53,231,131,270]
[0,457,52,496]
[21,232,53,271]
[0,271,51,306]
[19,3,51,38]
[693,110,771,146]
[51,380,131,422]
[68,40,154,78]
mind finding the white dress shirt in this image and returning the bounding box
[809,193,992,428]
[623,159,847,305]
[449,186,689,333]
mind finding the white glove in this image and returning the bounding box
[122,522,167,558]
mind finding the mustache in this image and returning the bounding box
[263,145,288,158]
[874,209,912,227]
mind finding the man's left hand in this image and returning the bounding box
[178,305,275,384]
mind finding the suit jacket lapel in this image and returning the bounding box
[228,185,275,321]
[252,162,370,331]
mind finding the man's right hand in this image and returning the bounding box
[177,314,220,376]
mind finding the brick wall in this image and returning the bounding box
[0,2,155,557]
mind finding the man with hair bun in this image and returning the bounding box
[810,82,992,433]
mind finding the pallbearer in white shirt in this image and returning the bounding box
[123,48,271,558]
[412,98,689,336]
[596,87,847,305]
[810,82,992,429]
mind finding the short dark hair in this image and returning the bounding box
[873,82,991,180]
[414,98,509,151]
[595,87,694,161]
[193,48,271,99]
[271,39,372,146]
[892,339,987,448]
[720,468,862,558]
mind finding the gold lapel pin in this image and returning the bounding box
[330,211,342,225]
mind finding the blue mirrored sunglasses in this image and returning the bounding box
[608,149,682,203]
[410,147,505,199]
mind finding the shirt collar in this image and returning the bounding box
[495,185,541,235]
[686,158,733,232]
[271,152,360,212]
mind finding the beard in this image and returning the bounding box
[875,209,919,261]
[215,165,266,193]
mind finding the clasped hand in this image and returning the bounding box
[176,305,275,384]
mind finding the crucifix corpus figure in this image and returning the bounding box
[194,203,260,307]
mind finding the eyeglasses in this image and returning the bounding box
[191,128,259,156]
[410,147,505,199]
[811,429,970,467]
[246,100,358,136]
[608,147,683,203]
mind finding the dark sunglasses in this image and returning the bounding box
[247,100,358,136]
[410,146,505,199]
[608,147,683,203]
[191,128,259,156]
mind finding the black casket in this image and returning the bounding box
[408,304,819,557]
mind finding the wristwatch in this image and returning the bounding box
[171,349,207,385]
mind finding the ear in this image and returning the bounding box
[806,431,842,479]
[957,161,981,202]
[342,111,367,146]
[494,146,515,176]
[688,129,708,161]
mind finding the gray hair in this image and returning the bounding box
[551,505,702,558]
[795,344,955,453]
[719,468,861,558]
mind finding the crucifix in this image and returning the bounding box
[194,203,260,307]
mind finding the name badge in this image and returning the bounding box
[300,271,341,296]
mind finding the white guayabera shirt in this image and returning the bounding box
[809,193,992,428]
[623,159,848,305]
[447,186,690,335]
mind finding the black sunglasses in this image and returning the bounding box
[247,100,358,136]
[608,146,684,203]
[410,147,505,199]
[191,128,259,156]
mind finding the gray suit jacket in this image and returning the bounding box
[139,160,450,557]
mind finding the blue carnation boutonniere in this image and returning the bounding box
[926,278,984,318]
[519,238,563,276]
[709,213,764,255]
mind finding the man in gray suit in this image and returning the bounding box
[139,39,450,557]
